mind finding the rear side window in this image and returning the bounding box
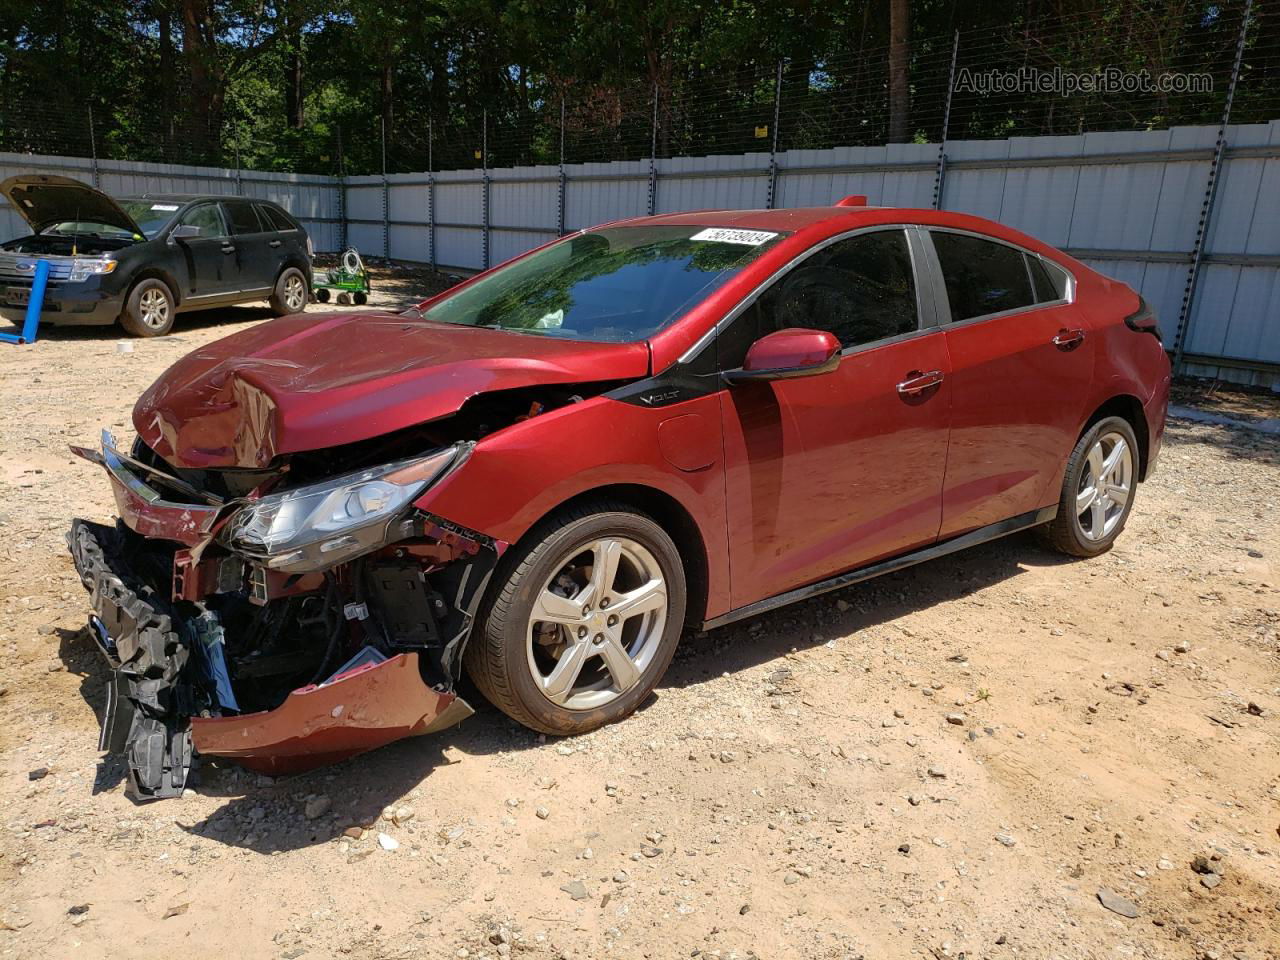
[932,232,1034,322]
[176,203,226,238]
[1028,256,1071,303]
[257,204,297,232]
[224,200,265,235]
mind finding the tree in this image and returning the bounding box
[887,0,910,143]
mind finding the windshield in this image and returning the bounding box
[44,201,176,240]
[418,224,786,342]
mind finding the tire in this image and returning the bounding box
[353,291,368,306]
[336,292,351,306]
[465,501,687,736]
[1036,415,1140,558]
[314,287,331,303]
[269,267,309,316]
[119,277,176,337]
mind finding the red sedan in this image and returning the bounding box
[69,200,1169,798]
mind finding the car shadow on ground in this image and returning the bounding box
[664,530,1073,690]
[53,530,1074,854]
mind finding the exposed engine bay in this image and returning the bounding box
[2,232,138,257]
[65,385,601,800]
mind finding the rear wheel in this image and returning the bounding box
[269,267,308,316]
[120,278,175,337]
[1037,415,1139,557]
[465,502,686,735]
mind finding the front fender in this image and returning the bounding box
[414,393,732,619]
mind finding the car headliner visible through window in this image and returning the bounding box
[420,225,788,343]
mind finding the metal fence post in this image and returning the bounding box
[557,98,567,235]
[647,84,659,216]
[1172,0,1252,371]
[766,61,783,209]
[380,117,389,259]
[481,110,490,269]
[427,117,436,272]
[87,107,101,189]
[336,127,347,251]
[932,30,960,210]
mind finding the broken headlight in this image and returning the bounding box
[223,445,461,572]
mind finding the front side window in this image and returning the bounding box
[932,231,1034,322]
[176,203,226,238]
[718,229,920,369]
[418,225,785,343]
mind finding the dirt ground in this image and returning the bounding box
[1,270,1278,960]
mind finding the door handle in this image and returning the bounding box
[220,243,235,254]
[268,239,282,248]
[1052,328,1085,350]
[896,369,944,396]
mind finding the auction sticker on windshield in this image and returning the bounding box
[689,228,778,245]
[150,204,180,211]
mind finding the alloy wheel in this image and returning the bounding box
[1075,430,1132,541]
[283,274,306,311]
[526,537,668,710]
[139,287,170,330]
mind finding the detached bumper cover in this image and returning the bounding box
[68,518,472,800]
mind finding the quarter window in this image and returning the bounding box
[720,229,919,367]
[224,200,266,235]
[932,232,1035,322]
[1028,255,1070,303]
[175,203,226,238]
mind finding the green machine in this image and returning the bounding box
[313,247,371,305]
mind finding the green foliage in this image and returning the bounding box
[0,1,1273,175]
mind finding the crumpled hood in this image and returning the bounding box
[134,311,651,468]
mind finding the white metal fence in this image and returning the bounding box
[3,122,1278,386]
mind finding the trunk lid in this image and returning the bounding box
[0,174,144,236]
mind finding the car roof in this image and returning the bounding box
[118,193,284,206]
[615,206,888,232]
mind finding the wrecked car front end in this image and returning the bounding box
[68,429,498,800]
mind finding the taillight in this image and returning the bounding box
[1124,296,1161,342]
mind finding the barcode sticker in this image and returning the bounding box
[689,228,778,246]
[150,204,180,211]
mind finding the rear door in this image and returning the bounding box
[924,229,1095,538]
[171,201,237,299]
[221,199,277,297]
[718,227,952,608]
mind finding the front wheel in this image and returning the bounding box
[465,502,686,736]
[120,278,176,337]
[269,267,308,316]
[1036,415,1139,557]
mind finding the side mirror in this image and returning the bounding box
[723,328,841,384]
[169,224,201,242]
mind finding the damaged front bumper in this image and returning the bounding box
[68,433,493,801]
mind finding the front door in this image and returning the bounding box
[925,229,1096,538]
[718,227,952,609]
[171,201,238,300]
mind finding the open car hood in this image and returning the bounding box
[0,174,144,236]
[134,310,652,469]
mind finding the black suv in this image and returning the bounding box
[0,175,312,337]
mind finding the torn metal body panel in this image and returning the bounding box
[69,429,495,800]
[190,653,472,775]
